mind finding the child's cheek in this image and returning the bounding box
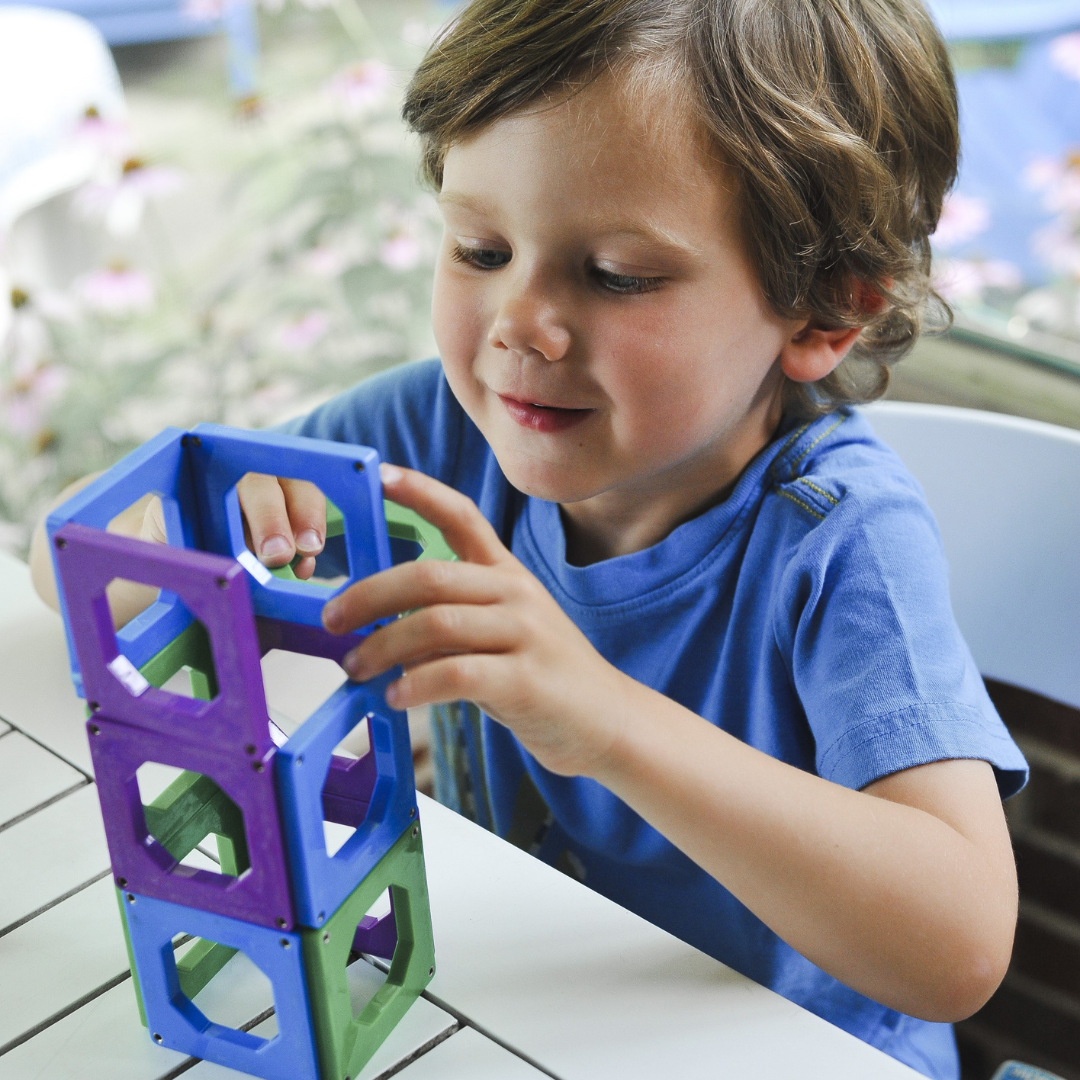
[431,261,487,386]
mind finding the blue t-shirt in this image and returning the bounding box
[283,358,1027,1080]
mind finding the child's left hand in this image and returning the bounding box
[321,463,629,779]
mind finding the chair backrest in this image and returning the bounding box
[863,401,1080,710]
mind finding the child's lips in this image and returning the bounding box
[498,394,594,433]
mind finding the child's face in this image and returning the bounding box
[432,74,801,508]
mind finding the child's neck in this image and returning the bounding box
[559,395,784,567]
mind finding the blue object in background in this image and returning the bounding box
[0,0,259,96]
[922,2,1080,285]
[928,1,1080,39]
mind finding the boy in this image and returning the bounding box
[32,3,1027,1076]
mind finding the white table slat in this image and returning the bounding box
[0,979,187,1080]
[395,1027,547,1078]
[0,783,110,932]
[0,719,11,736]
[0,557,90,776]
[181,962,457,1080]
[417,796,922,1080]
[0,875,129,1051]
[0,731,85,828]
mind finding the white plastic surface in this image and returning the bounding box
[0,731,85,827]
[0,554,91,775]
[0,875,129,1050]
[864,402,1080,708]
[417,795,921,1079]
[395,1026,546,1078]
[0,980,188,1080]
[0,782,109,933]
[0,7,125,229]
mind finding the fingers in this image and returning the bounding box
[343,602,515,681]
[238,472,298,568]
[280,478,326,554]
[322,559,507,635]
[378,463,509,566]
[139,496,168,545]
[383,653,502,711]
[280,477,326,580]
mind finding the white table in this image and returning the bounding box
[0,549,922,1079]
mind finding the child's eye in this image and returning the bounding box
[590,266,665,295]
[450,244,510,271]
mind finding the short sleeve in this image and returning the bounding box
[774,482,1028,798]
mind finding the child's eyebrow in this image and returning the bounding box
[436,192,493,214]
[437,192,701,261]
[593,221,702,260]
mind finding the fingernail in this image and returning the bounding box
[296,529,322,553]
[322,600,340,630]
[385,681,401,707]
[260,535,291,560]
[343,649,365,680]
[379,462,403,485]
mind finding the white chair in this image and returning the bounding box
[863,401,1080,712]
[0,7,126,235]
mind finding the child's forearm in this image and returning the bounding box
[590,676,1017,1022]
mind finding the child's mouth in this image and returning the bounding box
[498,395,594,433]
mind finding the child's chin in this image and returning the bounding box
[496,454,604,505]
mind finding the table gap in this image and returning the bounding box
[0,714,94,781]
[0,969,131,1058]
[0,867,112,940]
[0,778,92,836]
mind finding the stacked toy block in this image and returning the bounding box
[46,423,449,1080]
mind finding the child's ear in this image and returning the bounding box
[779,322,863,384]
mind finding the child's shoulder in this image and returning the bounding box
[766,408,929,532]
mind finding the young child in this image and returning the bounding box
[33,2,1028,1076]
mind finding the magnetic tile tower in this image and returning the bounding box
[47,423,454,1080]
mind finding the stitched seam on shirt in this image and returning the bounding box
[796,477,839,505]
[818,703,1014,773]
[777,489,825,521]
[770,423,811,485]
[788,415,846,481]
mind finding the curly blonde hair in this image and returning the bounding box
[403,0,958,418]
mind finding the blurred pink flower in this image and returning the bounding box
[933,193,990,249]
[328,61,392,111]
[276,311,330,352]
[1,363,68,437]
[1034,223,1080,278]
[380,233,422,272]
[934,258,1022,304]
[75,110,133,159]
[298,246,347,278]
[74,159,186,236]
[1051,33,1080,82]
[1026,152,1080,215]
[78,266,155,315]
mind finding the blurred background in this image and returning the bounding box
[4,3,1080,1079]
[0,0,449,555]
[6,0,1080,559]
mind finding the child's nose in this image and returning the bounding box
[488,288,571,362]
